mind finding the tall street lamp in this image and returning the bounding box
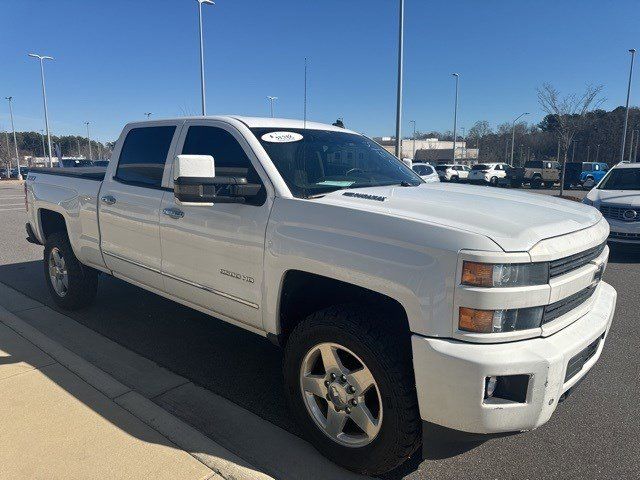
[40,130,46,158]
[620,48,636,162]
[197,0,215,116]
[394,0,405,158]
[510,112,529,166]
[267,96,278,118]
[595,144,601,162]
[28,53,54,167]
[85,122,92,159]
[629,129,636,162]
[5,97,21,179]
[451,73,459,163]
[3,130,10,178]
[409,120,416,159]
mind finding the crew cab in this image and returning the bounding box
[25,117,616,475]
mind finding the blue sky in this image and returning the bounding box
[0,0,638,142]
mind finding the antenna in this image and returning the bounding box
[303,57,308,129]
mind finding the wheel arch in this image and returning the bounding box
[273,270,411,348]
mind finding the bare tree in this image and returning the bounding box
[537,83,605,195]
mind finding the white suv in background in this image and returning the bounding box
[468,163,509,186]
[583,162,640,243]
[412,163,440,183]
[435,164,471,182]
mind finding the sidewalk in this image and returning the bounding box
[0,303,273,480]
[0,282,363,480]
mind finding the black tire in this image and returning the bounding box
[283,304,421,475]
[489,176,498,186]
[450,175,459,183]
[544,181,554,189]
[530,176,542,189]
[44,231,98,310]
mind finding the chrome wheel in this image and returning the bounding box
[299,342,383,448]
[48,247,68,297]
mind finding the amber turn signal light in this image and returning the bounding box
[459,307,494,333]
[461,262,495,287]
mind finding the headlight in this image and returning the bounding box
[462,261,549,287]
[459,306,544,333]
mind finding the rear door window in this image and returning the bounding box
[115,126,176,187]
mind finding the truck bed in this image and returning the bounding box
[31,166,106,181]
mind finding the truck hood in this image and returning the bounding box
[314,183,602,251]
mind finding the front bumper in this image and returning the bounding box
[411,281,616,434]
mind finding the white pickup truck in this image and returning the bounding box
[25,117,616,475]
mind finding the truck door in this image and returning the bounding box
[159,121,272,330]
[98,123,180,291]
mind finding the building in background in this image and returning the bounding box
[374,137,479,165]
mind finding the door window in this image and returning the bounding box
[181,126,266,205]
[115,126,176,187]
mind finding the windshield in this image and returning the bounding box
[598,168,640,190]
[251,128,422,198]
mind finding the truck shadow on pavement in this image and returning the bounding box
[0,260,497,479]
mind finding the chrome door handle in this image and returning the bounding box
[101,195,116,205]
[162,207,184,219]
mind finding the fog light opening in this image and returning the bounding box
[485,376,498,398]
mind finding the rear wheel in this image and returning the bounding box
[450,175,459,182]
[489,176,498,186]
[530,176,542,189]
[283,304,421,475]
[44,232,98,310]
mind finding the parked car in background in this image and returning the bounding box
[583,162,640,243]
[412,162,440,183]
[580,162,609,190]
[435,164,470,182]
[524,160,560,188]
[60,159,95,168]
[10,168,29,179]
[467,163,509,185]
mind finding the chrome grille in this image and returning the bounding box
[549,243,606,278]
[600,204,640,222]
[542,285,597,324]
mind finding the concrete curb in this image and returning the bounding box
[0,304,274,480]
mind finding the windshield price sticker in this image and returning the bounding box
[261,131,304,143]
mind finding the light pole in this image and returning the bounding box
[3,130,10,178]
[634,130,640,162]
[586,145,590,163]
[85,122,92,159]
[5,97,21,179]
[40,130,46,159]
[409,120,416,159]
[461,126,466,160]
[197,0,214,116]
[620,48,636,162]
[595,144,601,162]
[76,137,81,158]
[629,129,636,162]
[267,96,278,118]
[509,112,529,166]
[571,140,577,162]
[394,0,404,158]
[145,112,152,119]
[28,53,54,167]
[451,73,459,163]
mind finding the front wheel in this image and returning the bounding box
[44,232,98,310]
[489,176,498,186]
[283,304,421,475]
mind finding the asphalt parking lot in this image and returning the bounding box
[0,182,638,479]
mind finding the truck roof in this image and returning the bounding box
[125,116,358,135]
